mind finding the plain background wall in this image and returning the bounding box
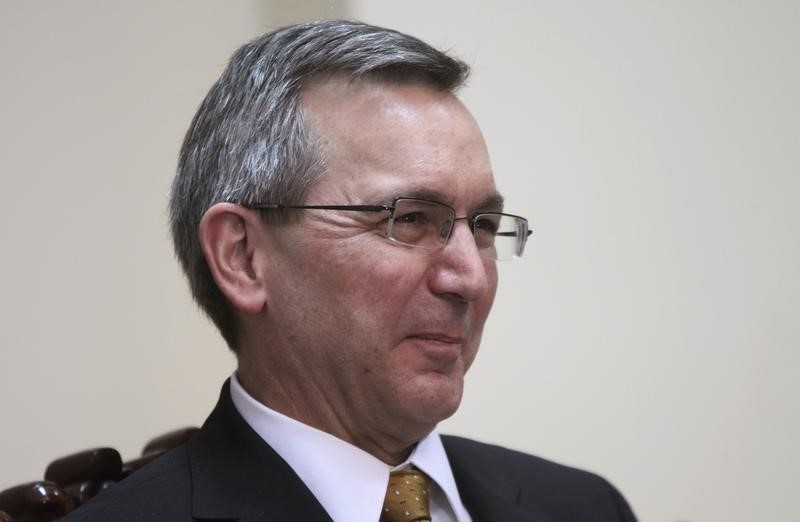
[1,2,797,521]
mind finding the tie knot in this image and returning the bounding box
[380,469,431,522]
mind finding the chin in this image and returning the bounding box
[407,374,464,425]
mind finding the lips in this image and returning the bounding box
[404,333,465,366]
[409,333,464,345]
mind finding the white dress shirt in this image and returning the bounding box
[230,374,472,522]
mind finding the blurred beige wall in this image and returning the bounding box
[1,2,798,521]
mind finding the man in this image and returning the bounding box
[66,20,635,521]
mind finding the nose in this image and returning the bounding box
[428,220,494,303]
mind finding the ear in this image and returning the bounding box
[199,203,269,315]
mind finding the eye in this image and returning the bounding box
[473,215,500,235]
[388,198,455,247]
[394,211,429,225]
[390,208,438,246]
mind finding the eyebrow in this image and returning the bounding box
[387,188,505,213]
[476,192,505,213]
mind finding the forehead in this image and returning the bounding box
[300,78,497,209]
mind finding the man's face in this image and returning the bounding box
[261,79,499,443]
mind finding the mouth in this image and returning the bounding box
[405,333,465,364]
[409,333,464,345]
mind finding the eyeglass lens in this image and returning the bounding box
[387,198,527,260]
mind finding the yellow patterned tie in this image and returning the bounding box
[380,469,432,522]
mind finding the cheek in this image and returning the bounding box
[469,261,498,320]
[463,263,498,365]
[315,243,427,332]
[486,261,499,297]
[345,259,423,323]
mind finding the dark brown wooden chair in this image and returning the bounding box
[0,427,198,521]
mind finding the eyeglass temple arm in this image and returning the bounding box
[248,204,391,212]
[248,204,531,236]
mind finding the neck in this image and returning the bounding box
[235,356,427,466]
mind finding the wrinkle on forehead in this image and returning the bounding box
[299,76,496,210]
[301,77,481,160]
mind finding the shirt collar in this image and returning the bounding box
[406,432,472,522]
[229,373,469,521]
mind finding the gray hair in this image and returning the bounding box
[169,20,470,351]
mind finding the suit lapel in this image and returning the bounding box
[443,436,554,522]
[187,384,550,522]
[187,381,333,521]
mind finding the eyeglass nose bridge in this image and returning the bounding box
[439,215,479,247]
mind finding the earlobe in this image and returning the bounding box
[199,203,268,315]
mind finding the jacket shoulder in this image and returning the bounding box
[443,434,602,483]
[442,435,637,521]
[61,446,193,522]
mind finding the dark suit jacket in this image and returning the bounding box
[64,382,636,521]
